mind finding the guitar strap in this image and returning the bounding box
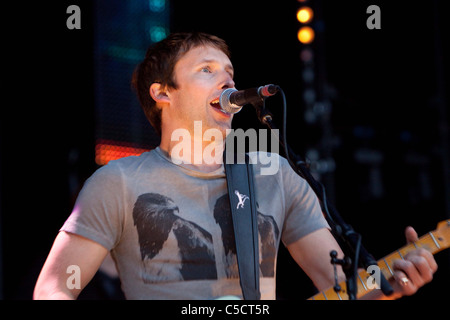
[223,150,261,300]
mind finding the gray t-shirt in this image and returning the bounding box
[61,147,328,299]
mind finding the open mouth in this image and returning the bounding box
[210,98,221,109]
[210,97,229,115]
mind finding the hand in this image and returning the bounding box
[390,226,438,297]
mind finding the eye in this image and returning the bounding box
[200,66,212,73]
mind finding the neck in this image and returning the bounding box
[160,128,225,173]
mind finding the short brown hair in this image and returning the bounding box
[131,32,231,136]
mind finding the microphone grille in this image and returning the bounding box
[219,88,241,114]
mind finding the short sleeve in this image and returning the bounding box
[60,162,126,250]
[279,158,330,246]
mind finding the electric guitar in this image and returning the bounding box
[308,220,450,300]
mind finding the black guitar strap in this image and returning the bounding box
[223,150,261,300]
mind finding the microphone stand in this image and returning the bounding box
[251,97,394,300]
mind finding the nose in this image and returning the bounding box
[219,71,235,90]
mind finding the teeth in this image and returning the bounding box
[210,97,229,115]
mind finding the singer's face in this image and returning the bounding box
[165,45,235,136]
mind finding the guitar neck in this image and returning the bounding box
[309,224,449,300]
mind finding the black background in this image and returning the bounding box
[1,0,449,301]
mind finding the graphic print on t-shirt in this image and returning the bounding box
[212,194,280,278]
[132,193,279,284]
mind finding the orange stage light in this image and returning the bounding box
[95,140,151,165]
[297,7,314,24]
[297,26,315,44]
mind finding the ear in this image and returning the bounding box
[149,83,170,104]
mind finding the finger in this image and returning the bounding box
[393,258,422,287]
[404,249,438,281]
[391,270,417,296]
[405,226,419,243]
[408,255,434,285]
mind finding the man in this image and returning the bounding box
[33,32,437,300]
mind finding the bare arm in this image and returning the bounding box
[33,231,109,300]
[286,227,346,292]
[287,226,438,300]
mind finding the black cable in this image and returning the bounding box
[256,86,393,299]
[275,87,339,232]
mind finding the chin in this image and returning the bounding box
[218,119,233,132]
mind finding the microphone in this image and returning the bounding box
[219,84,279,114]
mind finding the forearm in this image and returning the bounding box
[33,282,78,300]
[34,291,76,300]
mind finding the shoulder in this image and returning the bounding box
[247,151,291,177]
[107,149,155,168]
[87,150,157,185]
[248,151,313,197]
[101,149,158,173]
